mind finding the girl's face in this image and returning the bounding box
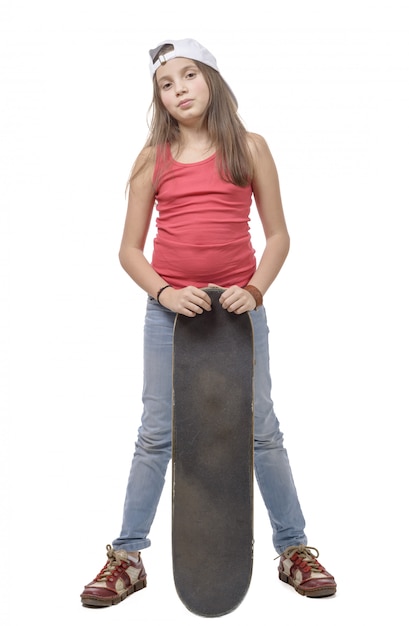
[155,57,210,124]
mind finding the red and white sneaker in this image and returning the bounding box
[278,545,336,597]
[81,544,147,607]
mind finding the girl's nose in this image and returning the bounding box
[175,83,187,96]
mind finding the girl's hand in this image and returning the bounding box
[159,286,212,317]
[210,284,257,314]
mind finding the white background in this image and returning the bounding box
[2,1,408,624]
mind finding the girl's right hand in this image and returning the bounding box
[159,286,212,317]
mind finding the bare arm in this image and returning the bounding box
[118,147,162,297]
[248,132,290,292]
[219,133,290,313]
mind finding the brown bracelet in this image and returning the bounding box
[244,284,263,310]
[157,284,171,304]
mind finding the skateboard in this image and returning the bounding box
[172,287,254,617]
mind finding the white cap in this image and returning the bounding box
[149,38,219,78]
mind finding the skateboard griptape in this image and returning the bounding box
[172,288,254,617]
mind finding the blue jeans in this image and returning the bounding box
[113,297,307,555]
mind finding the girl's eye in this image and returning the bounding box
[186,72,196,79]
[161,82,172,90]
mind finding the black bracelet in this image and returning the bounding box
[157,284,171,304]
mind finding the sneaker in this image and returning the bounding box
[278,545,336,598]
[81,544,147,607]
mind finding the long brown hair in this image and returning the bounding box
[128,46,253,188]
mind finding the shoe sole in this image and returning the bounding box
[81,577,147,608]
[279,571,336,598]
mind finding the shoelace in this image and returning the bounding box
[95,544,129,581]
[276,545,324,572]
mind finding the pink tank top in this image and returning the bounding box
[151,146,256,289]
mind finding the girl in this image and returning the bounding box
[81,38,336,607]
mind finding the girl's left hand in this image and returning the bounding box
[208,284,256,314]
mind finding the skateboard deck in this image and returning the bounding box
[172,288,254,617]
